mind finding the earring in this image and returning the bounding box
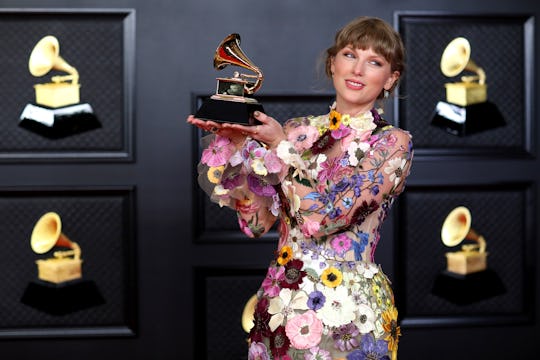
[383,90,389,99]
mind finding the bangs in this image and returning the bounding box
[336,25,397,63]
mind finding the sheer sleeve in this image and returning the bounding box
[196,134,286,238]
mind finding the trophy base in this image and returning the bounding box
[432,269,506,305]
[431,101,505,136]
[195,98,264,125]
[21,279,105,315]
[19,103,101,139]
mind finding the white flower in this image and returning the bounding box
[306,154,327,179]
[349,111,377,132]
[251,158,268,176]
[212,185,230,207]
[268,288,309,331]
[342,271,362,292]
[229,150,243,166]
[355,304,376,334]
[318,286,355,327]
[384,157,407,186]
[356,262,379,279]
[373,309,385,338]
[350,290,368,306]
[276,140,307,178]
[309,114,328,129]
[347,141,370,167]
[281,180,301,216]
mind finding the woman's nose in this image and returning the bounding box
[352,61,363,75]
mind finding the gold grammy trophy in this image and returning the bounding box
[441,206,487,275]
[21,212,105,315]
[432,206,505,305]
[31,212,83,284]
[241,293,258,333]
[19,35,100,138]
[195,33,265,125]
[431,37,504,136]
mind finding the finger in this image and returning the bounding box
[253,111,269,124]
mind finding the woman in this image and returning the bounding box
[188,16,413,360]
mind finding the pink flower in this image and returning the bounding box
[331,233,352,256]
[201,136,234,167]
[317,157,340,182]
[287,125,319,152]
[263,150,283,174]
[248,342,270,360]
[285,310,323,350]
[301,218,320,237]
[262,266,285,297]
[330,123,351,140]
[303,346,331,360]
[238,218,254,238]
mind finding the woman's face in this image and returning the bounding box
[330,45,399,115]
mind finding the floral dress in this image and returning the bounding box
[197,105,413,360]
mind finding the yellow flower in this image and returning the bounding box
[328,110,342,130]
[321,267,343,288]
[207,166,224,184]
[372,283,381,298]
[341,114,351,126]
[382,306,401,352]
[277,245,293,265]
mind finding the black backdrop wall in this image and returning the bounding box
[0,0,538,359]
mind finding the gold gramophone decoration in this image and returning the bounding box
[20,211,106,315]
[441,206,487,275]
[29,35,80,108]
[30,212,83,284]
[241,293,258,333]
[195,33,265,125]
[432,205,506,305]
[19,35,100,138]
[441,37,486,107]
[431,37,505,136]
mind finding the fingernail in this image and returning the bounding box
[254,111,260,116]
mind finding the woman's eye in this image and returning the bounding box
[369,60,383,66]
[343,52,355,59]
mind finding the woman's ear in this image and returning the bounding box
[385,71,400,91]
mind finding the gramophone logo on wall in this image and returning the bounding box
[19,35,101,139]
[20,212,104,315]
[432,206,506,305]
[431,37,506,136]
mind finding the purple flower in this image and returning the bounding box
[346,333,390,360]
[220,165,244,190]
[307,290,325,311]
[247,174,277,197]
[248,342,270,360]
[332,322,360,352]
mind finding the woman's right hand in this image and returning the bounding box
[186,115,247,146]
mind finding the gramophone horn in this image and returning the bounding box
[28,35,79,82]
[241,293,258,333]
[213,33,263,94]
[441,206,486,252]
[440,37,485,84]
[30,212,80,259]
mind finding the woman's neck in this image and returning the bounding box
[333,102,374,116]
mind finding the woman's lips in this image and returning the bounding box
[345,79,364,90]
